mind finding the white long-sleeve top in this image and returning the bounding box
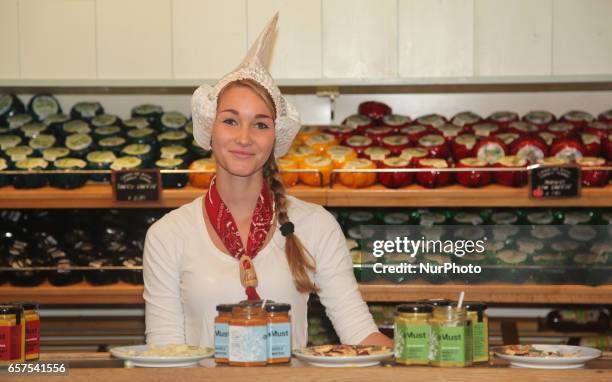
[143,194,378,349]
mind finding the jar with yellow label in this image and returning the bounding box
[229,303,268,366]
[11,302,40,361]
[465,302,488,363]
[430,305,473,367]
[394,304,432,365]
[0,305,24,365]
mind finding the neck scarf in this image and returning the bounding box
[204,177,274,300]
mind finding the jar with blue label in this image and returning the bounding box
[228,304,268,366]
[265,303,292,364]
[214,304,234,364]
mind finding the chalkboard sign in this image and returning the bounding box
[530,165,581,199]
[112,169,162,202]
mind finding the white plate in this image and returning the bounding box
[110,345,214,368]
[494,345,602,369]
[293,349,393,367]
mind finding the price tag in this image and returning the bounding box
[529,165,581,199]
[112,169,162,202]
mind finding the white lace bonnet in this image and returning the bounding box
[191,13,301,158]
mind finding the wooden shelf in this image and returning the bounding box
[0,184,326,209]
[359,284,612,304]
[2,183,611,208]
[326,183,612,207]
[0,281,144,305]
[2,281,611,305]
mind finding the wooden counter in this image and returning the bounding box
[2,352,610,382]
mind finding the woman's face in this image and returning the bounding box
[211,85,275,178]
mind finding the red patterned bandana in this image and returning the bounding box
[204,177,274,300]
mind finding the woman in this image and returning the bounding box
[143,14,392,349]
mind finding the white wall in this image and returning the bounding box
[1,0,611,82]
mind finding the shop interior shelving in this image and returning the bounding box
[1,80,611,308]
[1,177,611,305]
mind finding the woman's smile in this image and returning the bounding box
[229,149,256,159]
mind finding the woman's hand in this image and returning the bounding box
[359,332,394,348]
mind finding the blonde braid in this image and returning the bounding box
[264,156,319,294]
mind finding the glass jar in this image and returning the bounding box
[229,304,268,366]
[20,303,39,361]
[0,304,24,365]
[394,303,433,365]
[430,305,473,367]
[214,304,234,364]
[266,303,291,364]
[465,302,488,363]
[417,298,453,308]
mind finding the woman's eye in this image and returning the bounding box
[223,118,237,126]
[255,122,270,130]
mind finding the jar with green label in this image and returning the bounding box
[394,304,432,365]
[417,299,453,308]
[430,305,473,367]
[464,302,488,363]
[50,158,88,189]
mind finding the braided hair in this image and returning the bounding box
[263,156,319,293]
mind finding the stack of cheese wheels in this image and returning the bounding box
[188,158,216,188]
[277,157,299,187]
[338,158,377,188]
[304,133,337,154]
[327,145,357,169]
[299,155,333,186]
